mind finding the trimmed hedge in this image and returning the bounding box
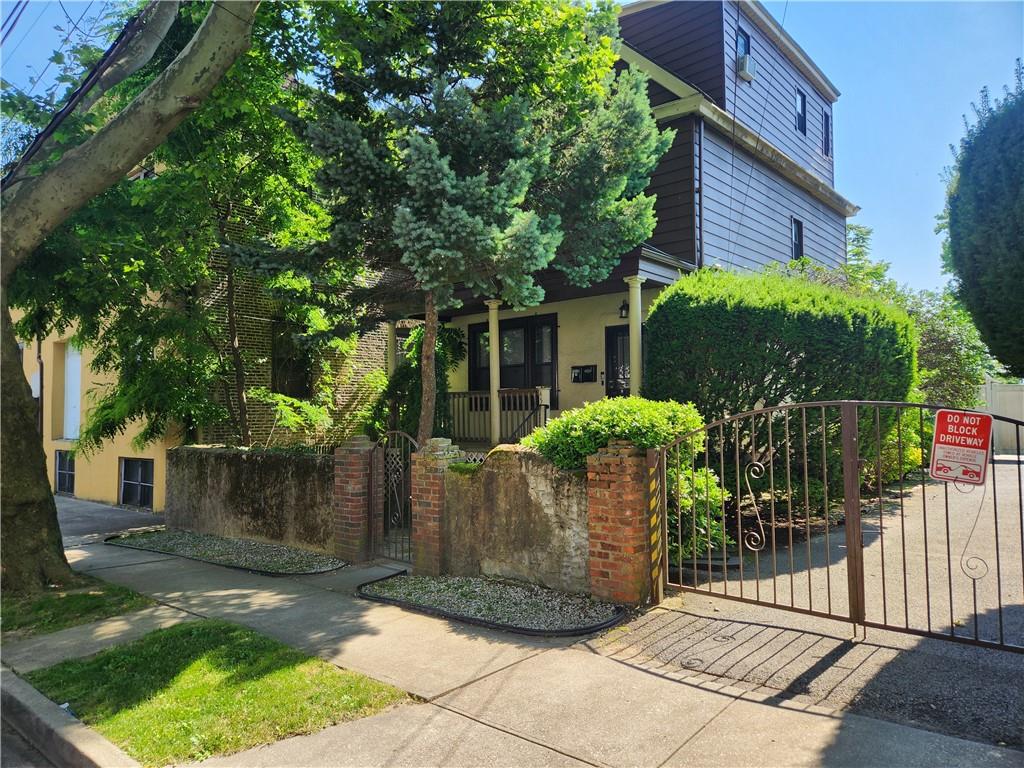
[521,396,703,470]
[643,270,917,423]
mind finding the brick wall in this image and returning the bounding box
[410,438,459,576]
[333,436,375,562]
[586,440,653,605]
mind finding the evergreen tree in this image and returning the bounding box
[290,1,673,444]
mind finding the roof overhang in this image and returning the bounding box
[657,97,859,217]
[621,43,859,217]
[620,0,841,103]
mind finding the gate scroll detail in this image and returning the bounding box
[656,400,1024,653]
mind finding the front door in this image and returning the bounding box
[605,325,630,398]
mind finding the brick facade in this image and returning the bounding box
[200,255,387,447]
[410,438,459,576]
[333,436,375,562]
[586,440,654,605]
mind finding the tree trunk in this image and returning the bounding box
[0,1,260,594]
[417,292,438,446]
[1,302,73,593]
[224,258,252,446]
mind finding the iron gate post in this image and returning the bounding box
[840,403,867,625]
[646,448,666,605]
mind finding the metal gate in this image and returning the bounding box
[656,401,1024,653]
[369,431,418,562]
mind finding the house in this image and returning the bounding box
[15,266,385,512]
[427,0,859,446]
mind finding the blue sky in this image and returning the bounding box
[3,1,1023,292]
[761,0,1023,291]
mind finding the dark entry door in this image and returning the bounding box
[605,325,630,398]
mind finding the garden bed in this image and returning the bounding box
[107,529,346,576]
[358,573,627,636]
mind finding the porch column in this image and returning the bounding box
[485,299,502,445]
[385,321,398,376]
[624,276,646,396]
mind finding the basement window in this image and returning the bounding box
[120,458,154,509]
[55,450,75,495]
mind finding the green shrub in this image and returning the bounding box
[366,326,466,439]
[522,396,703,471]
[643,269,917,424]
[670,466,731,563]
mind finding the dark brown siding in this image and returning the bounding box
[699,125,846,272]
[723,1,835,185]
[619,2,727,105]
[646,116,699,265]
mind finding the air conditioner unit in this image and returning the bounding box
[737,54,757,82]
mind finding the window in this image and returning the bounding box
[795,89,807,135]
[469,314,557,407]
[55,450,75,495]
[120,458,154,509]
[822,111,832,157]
[271,320,313,399]
[791,218,804,259]
[736,28,750,58]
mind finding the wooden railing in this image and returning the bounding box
[445,388,549,443]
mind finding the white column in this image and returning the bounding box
[486,299,502,445]
[624,276,646,397]
[385,322,397,376]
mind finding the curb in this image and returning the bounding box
[1,665,139,768]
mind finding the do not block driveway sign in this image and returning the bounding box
[929,409,993,485]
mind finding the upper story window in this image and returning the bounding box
[795,90,807,135]
[791,218,804,259]
[736,28,750,58]
[822,111,832,157]
[271,320,313,399]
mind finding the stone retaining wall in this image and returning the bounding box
[166,446,334,553]
[442,444,590,594]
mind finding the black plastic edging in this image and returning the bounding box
[104,534,348,578]
[356,571,629,638]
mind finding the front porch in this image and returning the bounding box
[384,245,692,447]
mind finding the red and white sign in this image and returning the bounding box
[929,409,993,485]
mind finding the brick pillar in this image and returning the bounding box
[410,438,458,576]
[334,435,374,563]
[587,440,652,605]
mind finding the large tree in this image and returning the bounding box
[289,1,672,444]
[8,4,335,452]
[943,61,1024,376]
[1,1,261,594]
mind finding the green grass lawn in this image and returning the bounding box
[26,619,407,766]
[1,573,153,637]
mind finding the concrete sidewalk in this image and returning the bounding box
[62,540,1019,768]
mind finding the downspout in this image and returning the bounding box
[36,335,43,434]
[697,116,705,269]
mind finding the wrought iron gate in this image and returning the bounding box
[370,431,418,562]
[656,401,1024,653]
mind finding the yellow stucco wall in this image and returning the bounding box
[16,321,176,512]
[446,286,663,414]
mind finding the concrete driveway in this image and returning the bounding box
[56,496,163,546]
[613,463,1024,748]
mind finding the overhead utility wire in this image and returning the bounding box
[1,0,159,191]
[2,0,27,43]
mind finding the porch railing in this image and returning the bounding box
[446,388,549,443]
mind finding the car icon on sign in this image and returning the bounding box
[961,466,981,480]
[935,463,953,474]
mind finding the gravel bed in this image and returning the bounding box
[109,529,347,575]
[361,574,624,633]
